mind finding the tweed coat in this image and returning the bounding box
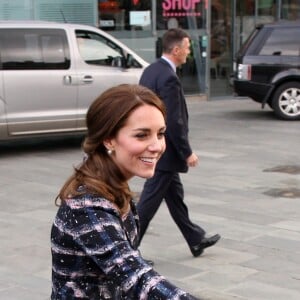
[51,193,199,299]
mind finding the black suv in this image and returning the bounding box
[233,20,300,120]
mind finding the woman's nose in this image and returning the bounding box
[148,138,165,152]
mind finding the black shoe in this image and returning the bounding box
[145,259,154,266]
[190,234,221,257]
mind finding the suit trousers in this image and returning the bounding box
[137,170,206,248]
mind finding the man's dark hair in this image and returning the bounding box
[162,28,190,54]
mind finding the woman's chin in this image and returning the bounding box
[138,171,155,179]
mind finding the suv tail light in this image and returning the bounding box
[237,64,251,80]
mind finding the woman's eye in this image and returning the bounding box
[135,133,147,139]
[158,131,165,139]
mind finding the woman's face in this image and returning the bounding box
[106,104,166,180]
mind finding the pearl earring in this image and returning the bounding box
[107,149,113,155]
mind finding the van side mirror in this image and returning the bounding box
[111,56,123,67]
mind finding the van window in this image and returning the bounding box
[0,29,70,70]
[76,30,124,66]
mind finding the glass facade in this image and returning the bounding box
[211,0,300,98]
[98,0,300,98]
[98,0,208,95]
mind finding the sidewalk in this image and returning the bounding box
[0,97,299,299]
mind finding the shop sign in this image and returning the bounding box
[162,0,203,17]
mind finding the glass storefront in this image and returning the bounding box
[98,0,208,95]
[97,0,298,99]
[210,0,300,98]
[209,0,231,97]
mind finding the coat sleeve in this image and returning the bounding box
[158,74,192,160]
[73,205,199,299]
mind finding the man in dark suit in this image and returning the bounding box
[137,28,220,258]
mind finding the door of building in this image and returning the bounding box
[209,0,233,98]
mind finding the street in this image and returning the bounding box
[0,97,299,300]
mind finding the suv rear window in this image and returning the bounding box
[0,28,70,70]
[238,27,260,55]
[259,27,300,56]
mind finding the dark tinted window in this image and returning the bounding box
[0,28,70,70]
[259,27,300,56]
[238,27,260,55]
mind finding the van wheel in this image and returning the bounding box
[272,82,300,120]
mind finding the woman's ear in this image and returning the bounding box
[103,139,114,151]
[103,139,115,156]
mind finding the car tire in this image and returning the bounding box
[272,82,300,120]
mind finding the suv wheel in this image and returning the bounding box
[272,82,300,120]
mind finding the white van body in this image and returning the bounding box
[0,21,149,140]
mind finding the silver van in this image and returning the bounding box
[0,21,148,141]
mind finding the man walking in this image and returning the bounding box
[137,28,220,257]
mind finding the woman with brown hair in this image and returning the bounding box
[51,84,200,299]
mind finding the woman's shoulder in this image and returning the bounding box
[64,193,120,216]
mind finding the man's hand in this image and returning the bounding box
[186,152,198,167]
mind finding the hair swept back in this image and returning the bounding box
[56,84,166,214]
[162,28,190,54]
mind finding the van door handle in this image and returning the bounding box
[63,75,72,85]
[82,75,93,84]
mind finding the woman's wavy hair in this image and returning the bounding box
[57,84,166,214]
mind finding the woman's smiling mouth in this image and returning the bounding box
[140,157,158,164]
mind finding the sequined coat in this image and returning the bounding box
[51,194,199,299]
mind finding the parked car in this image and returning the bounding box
[233,20,300,120]
[0,21,148,141]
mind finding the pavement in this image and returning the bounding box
[0,97,300,300]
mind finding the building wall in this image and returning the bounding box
[0,0,98,26]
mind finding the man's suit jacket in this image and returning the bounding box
[139,58,192,173]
